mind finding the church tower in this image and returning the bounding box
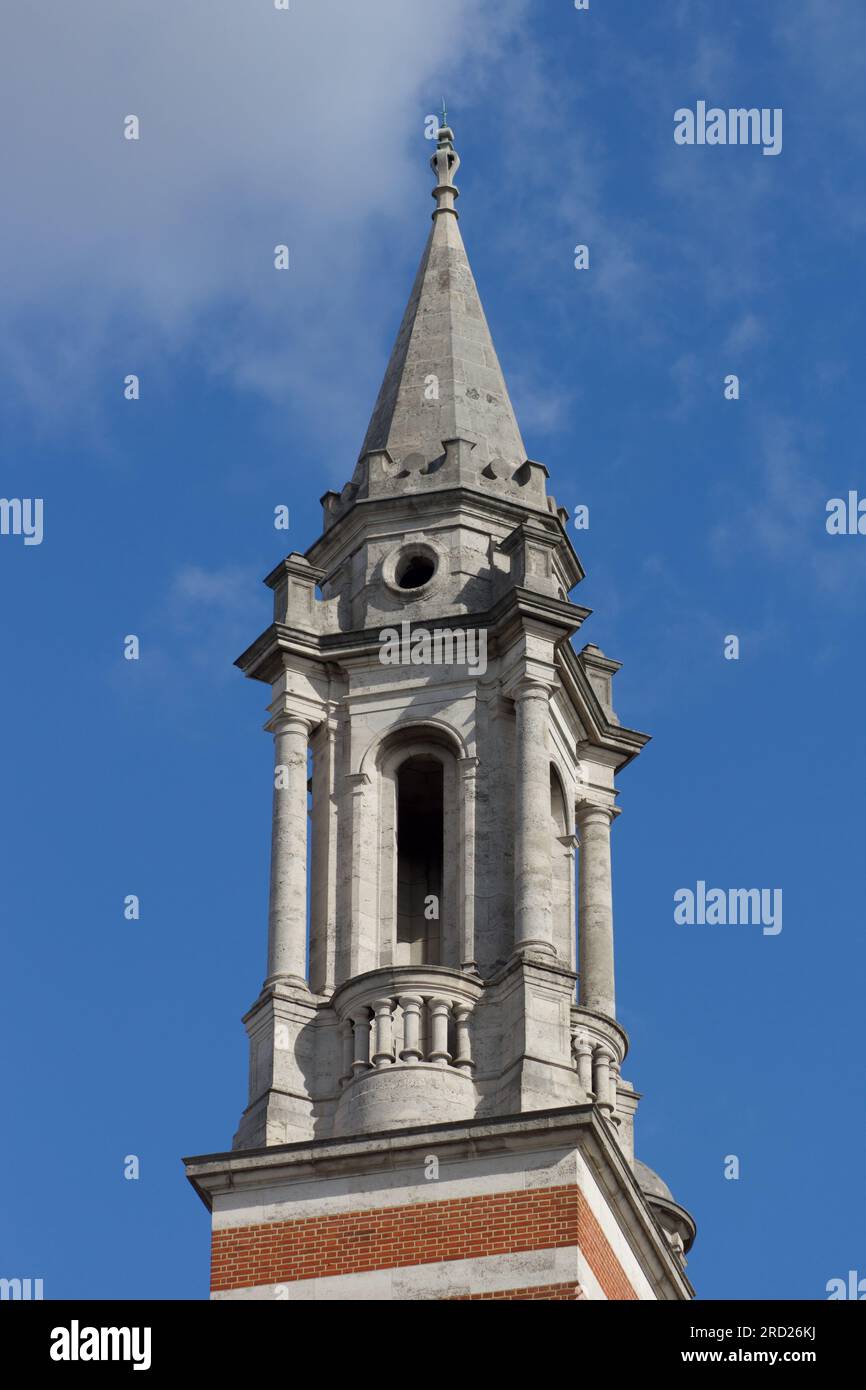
[185,122,696,1301]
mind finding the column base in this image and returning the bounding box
[511,941,558,960]
[264,973,309,992]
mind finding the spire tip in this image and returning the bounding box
[430,107,460,219]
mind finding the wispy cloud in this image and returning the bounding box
[0,0,525,452]
[708,410,866,604]
[724,313,767,356]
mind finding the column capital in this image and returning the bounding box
[510,675,555,704]
[575,799,619,826]
[266,709,315,737]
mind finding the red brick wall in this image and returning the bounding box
[211,1184,637,1300]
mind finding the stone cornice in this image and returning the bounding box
[234,586,589,685]
[556,640,651,770]
[183,1105,693,1300]
[233,599,649,773]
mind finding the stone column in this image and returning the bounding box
[576,802,616,1017]
[309,712,339,995]
[458,755,479,971]
[345,772,375,978]
[266,713,312,988]
[513,679,555,956]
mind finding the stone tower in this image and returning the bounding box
[185,123,696,1301]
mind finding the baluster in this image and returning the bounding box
[574,1033,594,1097]
[428,997,452,1067]
[452,1002,473,1072]
[351,1008,372,1076]
[592,1044,614,1113]
[609,1057,621,1125]
[398,994,423,1064]
[371,997,395,1067]
[339,1017,354,1086]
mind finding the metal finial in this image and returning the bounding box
[441,97,448,130]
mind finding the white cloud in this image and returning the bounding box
[0,0,527,450]
[724,312,766,356]
[508,371,576,437]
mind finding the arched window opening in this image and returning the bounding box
[550,764,567,835]
[396,755,443,964]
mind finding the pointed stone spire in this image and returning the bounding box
[359,119,527,474]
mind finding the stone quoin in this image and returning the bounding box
[184,120,696,1301]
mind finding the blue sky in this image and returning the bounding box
[1,0,864,1300]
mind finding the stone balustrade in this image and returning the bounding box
[338,985,477,1086]
[570,1008,629,1123]
[331,966,483,1134]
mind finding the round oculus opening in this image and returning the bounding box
[395,552,436,591]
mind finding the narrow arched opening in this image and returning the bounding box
[550,764,567,836]
[396,755,443,965]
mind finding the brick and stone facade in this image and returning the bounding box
[184,121,696,1300]
[188,1110,691,1301]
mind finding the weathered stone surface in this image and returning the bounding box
[186,122,695,1300]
